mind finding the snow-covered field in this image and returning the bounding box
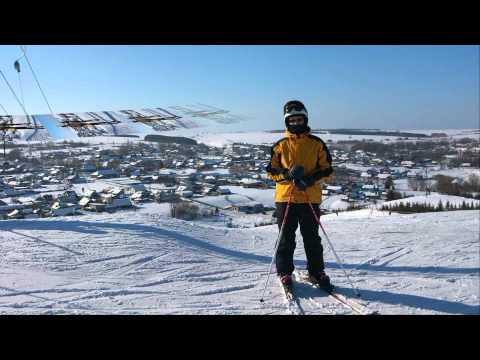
[18,128,477,148]
[0,203,478,315]
[222,186,275,208]
[342,164,480,182]
[318,195,351,211]
[177,128,479,147]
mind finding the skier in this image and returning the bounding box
[266,100,334,291]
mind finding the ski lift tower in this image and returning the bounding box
[0,115,44,158]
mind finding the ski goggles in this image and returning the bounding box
[284,103,306,113]
[284,109,308,121]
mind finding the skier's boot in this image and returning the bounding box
[309,271,334,292]
[278,273,293,287]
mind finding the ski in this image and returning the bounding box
[279,278,305,315]
[294,270,379,315]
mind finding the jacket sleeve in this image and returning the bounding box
[266,143,290,183]
[306,142,334,182]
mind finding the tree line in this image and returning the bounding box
[382,200,480,213]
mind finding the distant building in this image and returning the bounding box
[401,161,415,168]
[326,185,343,194]
[227,202,264,214]
[377,173,392,180]
[91,169,119,179]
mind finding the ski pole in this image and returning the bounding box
[304,192,362,297]
[259,187,294,303]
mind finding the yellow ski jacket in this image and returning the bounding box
[266,130,334,203]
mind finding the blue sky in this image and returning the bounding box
[0,45,478,131]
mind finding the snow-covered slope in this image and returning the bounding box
[162,128,480,147]
[319,195,351,211]
[0,204,478,315]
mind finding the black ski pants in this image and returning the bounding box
[275,202,325,276]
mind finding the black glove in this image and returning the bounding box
[284,165,304,181]
[295,175,316,191]
[294,178,308,191]
[302,175,317,187]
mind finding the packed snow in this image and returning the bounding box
[2,126,479,315]
[0,201,478,315]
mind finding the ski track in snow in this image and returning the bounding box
[0,205,479,315]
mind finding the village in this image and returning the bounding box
[1,134,479,221]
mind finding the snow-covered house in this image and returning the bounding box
[50,201,77,217]
[326,185,343,194]
[78,197,92,208]
[217,188,231,195]
[66,174,86,184]
[407,170,423,179]
[130,190,153,203]
[197,158,221,169]
[377,173,392,181]
[239,178,265,188]
[0,200,26,219]
[153,188,177,202]
[363,191,380,199]
[204,175,217,184]
[7,209,24,219]
[176,186,193,198]
[227,201,265,214]
[124,183,146,195]
[102,190,133,210]
[58,190,78,203]
[91,169,119,179]
[401,161,415,168]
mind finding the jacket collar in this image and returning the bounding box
[284,129,311,139]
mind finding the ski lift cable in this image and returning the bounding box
[0,70,30,118]
[15,61,25,110]
[19,46,56,117]
[0,102,8,116]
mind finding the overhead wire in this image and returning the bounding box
[0,70,30,118]
[0,102,8,116]
[19,46,56,117]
